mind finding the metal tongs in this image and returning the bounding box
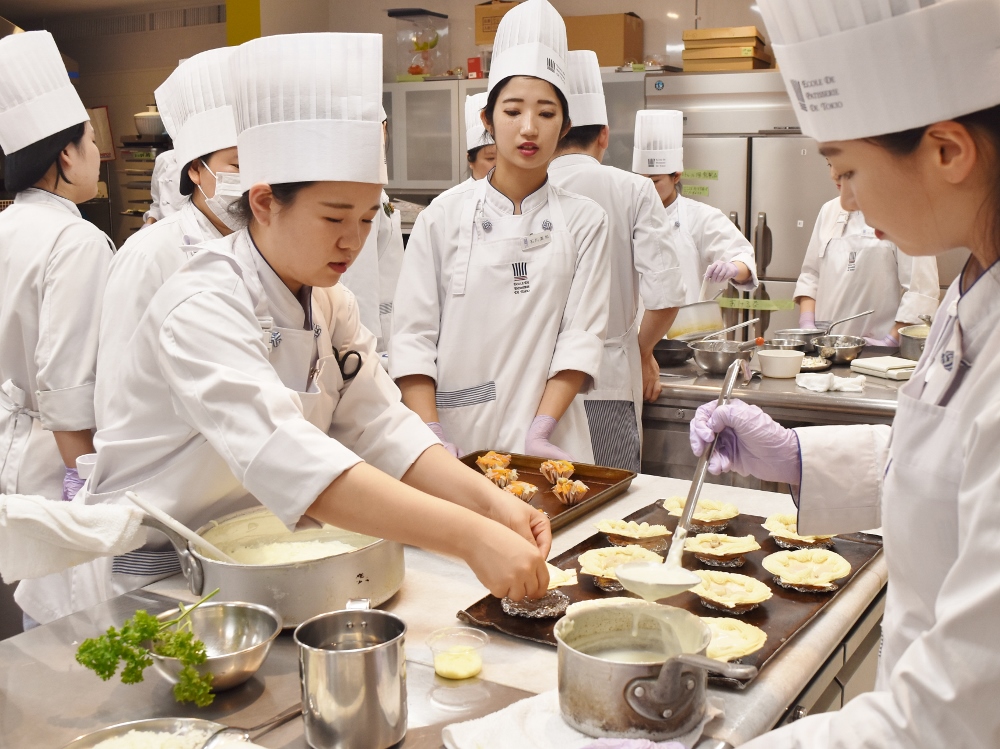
[696,317,761,342]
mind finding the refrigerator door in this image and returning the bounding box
[749,136,839,280]
[603,71,646,172]
[680,136,750,237]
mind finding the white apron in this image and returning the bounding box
[436,178,594,462]
[582,321,642,471]
[0,380,62,499]
[16,247,348,623]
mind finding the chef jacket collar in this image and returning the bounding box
[954,256,1000,365]
[15,187,81,218]
[549,153,600,170]
[484,170,548,216]
[245,229,313,331]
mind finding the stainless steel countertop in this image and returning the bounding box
[651,359,902,422]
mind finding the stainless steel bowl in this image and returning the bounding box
[773,328,826,353]
[812,335,866,364]
[62,718,225,748]
[653,338,694,367]
[689,340,753,376]
[762,338,807,351]
[150,601,281,691]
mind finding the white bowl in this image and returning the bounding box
[757,350,805,378]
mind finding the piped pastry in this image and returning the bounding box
[761,549,851,592]
[552,477,590,506]
[504,480,539,502]
[540,459,575,483]
[690,570,772,614]
[702,617,767,662]
[684,534,761,568]
[594,518,671,552]
[762,514,835,550]
[662,496,739,532]
[484,467,518,488]
[476,451,512,473]
[577,545,662,592]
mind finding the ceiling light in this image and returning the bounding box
[666,12,680,19]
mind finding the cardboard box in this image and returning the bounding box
[682,46,772,64]
[682,58,772,72]
[475,1,520,46]
[565,12,644,67]
[682,26,764,49]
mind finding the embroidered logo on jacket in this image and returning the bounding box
[512,262,530,295]
[847,250,857,272]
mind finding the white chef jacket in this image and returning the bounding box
[339,191,404,356]
[548,154,685,469]
[95,200,221,425]
[665,194,758,304]
[794,197,940,337]
[390,175,610,459]
[15,229,439,623]
[143,150,187,223]
[742,259,1000,748]
[0,189,114,499]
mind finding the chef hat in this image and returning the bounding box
[565,50,607,127]
[759,0,1000,142]
[230,33,385,190]
[0,31,89,155]
[632,110,683,175]
[465,92,492,151]
[154,47,237,170]
[488,0,568,97]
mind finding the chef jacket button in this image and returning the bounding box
[674,221,681,228]
[482,220,493,232]
[542,219,552,231]
[314,325,322,338]
[270,330,282,349]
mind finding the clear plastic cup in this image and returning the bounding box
[427,627,490,680]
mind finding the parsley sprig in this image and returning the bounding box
[75,589,220,707]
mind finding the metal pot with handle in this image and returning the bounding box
[554,599,755,740]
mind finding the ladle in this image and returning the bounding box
[126,491,237,563]
[825,309,875,334]
[695,316,761,342]
[617,358,753,601]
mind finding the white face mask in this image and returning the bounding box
[197,159,242,231]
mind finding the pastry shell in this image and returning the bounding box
[501,589,569,618]
[540,459,575,483]
[595,519,671,551]
[662,496,739,532]
[484,467,518,488]
[691,570,772,614]
[762,514,835,549]
[504,480,539,502]
[577,545,662,592]
[552,477,590,506]
[685,534,761,568]
[702,617,767,662]
[546,563,578,590]
[761,549,851,592]
[476,451,512,472]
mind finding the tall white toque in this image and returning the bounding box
[465,92,492,151]
[632,110,683,175]
[0,31,89,155]
[487,0,568,97]
[565,50,607,127]
[230,33,386,190]
[154,47,238,170]
[759,0,1000,142]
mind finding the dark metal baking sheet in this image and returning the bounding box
[457,500,883,688]
[460,451,636,532]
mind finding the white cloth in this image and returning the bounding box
[794,198,939,337]
[143,150,187,222]
[231,33,385,189]
[0,189,114,500]
[0,494,146,583]
[549,153,685,469]
[759,0,1000,142]
[96,200,222,426]
[442,690,720,749]
[565,50,607,127]
[487,0,568,96]
[744,261,1000,748]
[632,111,683,175]
[793,372,865,393]
[390,175,610,461]
[16,228,438,624]
[0,31,89,154]
[339,192,404,357]
[665,195,758,304]
[154,47,237,170]
[465,92,491,151]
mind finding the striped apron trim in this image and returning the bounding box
[379,302,393,315]
[436,381,497,409]
[111,549,182,577]
[584,399,641,473]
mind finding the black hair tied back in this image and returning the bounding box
[3,122,86,194]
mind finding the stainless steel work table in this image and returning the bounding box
[0,476,886,748]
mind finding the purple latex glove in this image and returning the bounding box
[798,311,816,330]
[62,466,85,502]
[582,741,684,749]
[704,260,739,283]
[426,422,461,458]
[524,415,573,460]
[689,399,801,485]
[864,331,900,347]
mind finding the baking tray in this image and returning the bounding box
[458,500,883,688]
[460,451,635,532]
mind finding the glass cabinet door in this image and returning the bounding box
[386,81,460,189]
